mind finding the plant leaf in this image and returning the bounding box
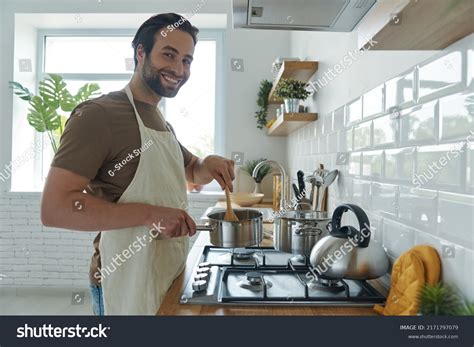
[39,73,75,112]
[27,96,61,132]
[9,81,34,101]
[74,83,101,103]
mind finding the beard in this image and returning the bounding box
[141,57,187,98]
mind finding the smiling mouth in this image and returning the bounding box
[160,73,182,87]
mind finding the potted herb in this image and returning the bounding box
[274,78,311,113]
[255,79,273,130]
[418,283,467,315]
[9,74,100,153]
[241,158,272,194]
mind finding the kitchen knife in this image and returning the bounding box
[297,170,305,198]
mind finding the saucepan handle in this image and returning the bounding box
[196,223,214,232]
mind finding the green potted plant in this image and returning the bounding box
[255,79,273,130]
[274,78,311,113]
[9,73,100,153]
[418,283,474,315]
[241,158,272,194]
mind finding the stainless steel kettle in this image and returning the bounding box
[309,204,389,280]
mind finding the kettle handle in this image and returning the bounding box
[330,204,371,248]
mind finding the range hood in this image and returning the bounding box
[232,0,377,32]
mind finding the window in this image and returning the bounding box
[32,29,223,191]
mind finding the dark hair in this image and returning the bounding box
[131,13,199,67]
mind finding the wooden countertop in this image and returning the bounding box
[157,231,384,316]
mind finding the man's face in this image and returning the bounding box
[140,29,195,98]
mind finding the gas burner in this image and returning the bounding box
[238,272,273,292]
[307,277,345,292]
[233,248,256,260]
[217,248,256,263]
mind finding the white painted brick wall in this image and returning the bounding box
[0,192,219,287]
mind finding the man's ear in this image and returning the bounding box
[136,44,146,66]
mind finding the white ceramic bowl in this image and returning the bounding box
[230,193,264,207]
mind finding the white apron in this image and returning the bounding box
[99,85,189,315]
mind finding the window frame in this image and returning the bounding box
[35,28,225,191]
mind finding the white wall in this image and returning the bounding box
[287,32,474,301]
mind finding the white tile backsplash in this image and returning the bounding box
[346,97,362,124]
[418,50,465,102]
[371,182,398,217]
[288,34,474,301]
[333,106,345,131]
[384,148,415,182]
[415,143,464,191]
[373,114,398,148]
[363,84,385,119]
[400,101,438,146]
[398,187,437,233]
[385,70,415,110]
[437,192,474,250]
[439,92,474,142]
[383,219,415,258]
[353,121,372,150]
[362,150,383,179]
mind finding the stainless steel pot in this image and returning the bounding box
[273,210,331,256]
[196,209,263,248]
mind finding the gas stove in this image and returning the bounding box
[180,246,386,306]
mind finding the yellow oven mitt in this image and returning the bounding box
[374,245,441,316]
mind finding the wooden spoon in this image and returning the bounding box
[224,186,239,222]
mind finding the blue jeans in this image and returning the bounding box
[89,283,104,316]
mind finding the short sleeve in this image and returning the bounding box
[51,102,112,180]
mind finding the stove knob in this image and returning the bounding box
[194,273,209,282]
[196,266,210,274]
[198,262,211,268]
[192,280,208,292]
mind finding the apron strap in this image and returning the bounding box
[124,85,146,129]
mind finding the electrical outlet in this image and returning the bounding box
[231,152,245,165]
[231,58,244,72]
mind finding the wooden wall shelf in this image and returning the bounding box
[267,113,318,136]
[268,61,318,104]
[358,0,474,50]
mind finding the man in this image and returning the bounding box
[41,13,235,315]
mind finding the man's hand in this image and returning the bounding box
[201,155,235,191]
[145,205,197,238]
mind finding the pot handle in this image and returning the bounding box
[196,223,214,232]
[295,227,323,235]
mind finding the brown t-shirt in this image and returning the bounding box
[51,90,193,285]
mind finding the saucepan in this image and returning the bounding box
[196,209,263,248]
[273,210,331,256]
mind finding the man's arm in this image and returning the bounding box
[185,155,235,191]
[41,167,196,237]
